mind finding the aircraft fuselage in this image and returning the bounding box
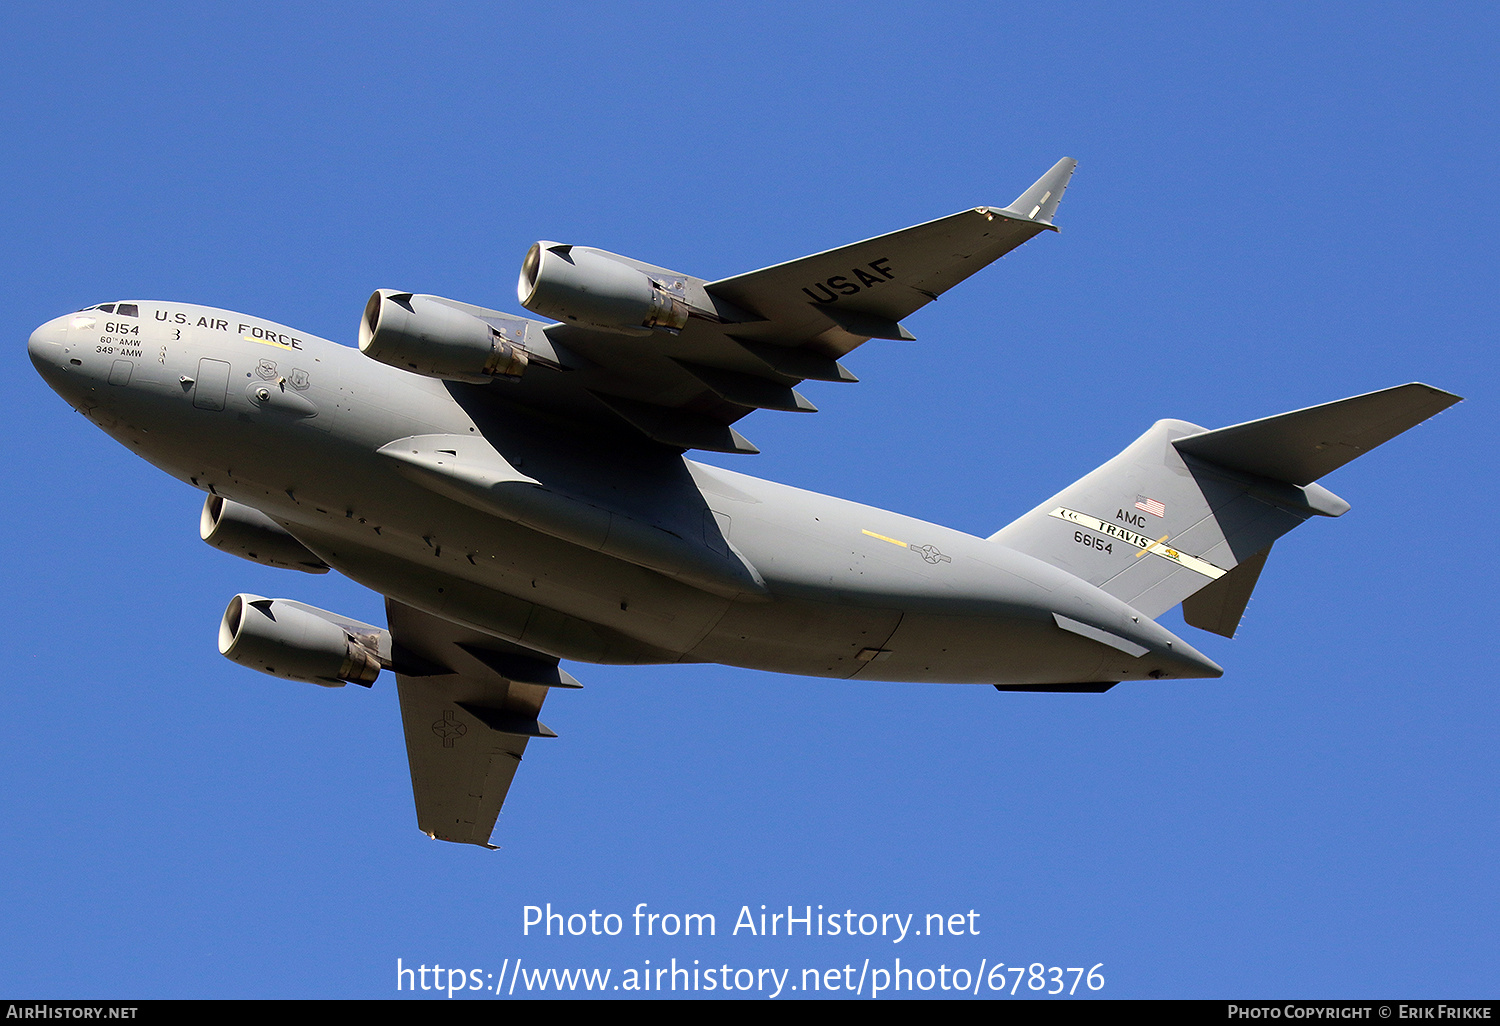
[28,301,1219,687]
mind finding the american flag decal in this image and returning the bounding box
[1135,496,1166,518]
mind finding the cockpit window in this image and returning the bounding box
[73,303,138,316]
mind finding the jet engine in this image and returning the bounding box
[359,290,529,382]
[517,242,690,335]
[199,496,330,573]
[218,594,387,687]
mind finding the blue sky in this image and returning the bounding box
[2,1,1495,999]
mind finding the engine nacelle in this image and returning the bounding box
[359,290,529,383]
[517,242,690,335]
[218,594,387,687]
[199,496,330,573]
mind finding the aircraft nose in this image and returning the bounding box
[28,315,71,380]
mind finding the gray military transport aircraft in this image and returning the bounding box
[29,158,1459,847]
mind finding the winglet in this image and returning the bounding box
[999,157,1077,227]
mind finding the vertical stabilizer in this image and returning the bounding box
[989,384,1460,632]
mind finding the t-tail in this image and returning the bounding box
[989,384,1461,638]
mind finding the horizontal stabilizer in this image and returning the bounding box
[1173,383,1461,486]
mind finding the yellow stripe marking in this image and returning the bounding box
[1047,508,1227,580]
[1135,533,1170,558]
[245,335,294,349]
[862,529,909,548]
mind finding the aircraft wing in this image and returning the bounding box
[386,598,577,848]
[456,158,1076,455]
[706,156,1077,339]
